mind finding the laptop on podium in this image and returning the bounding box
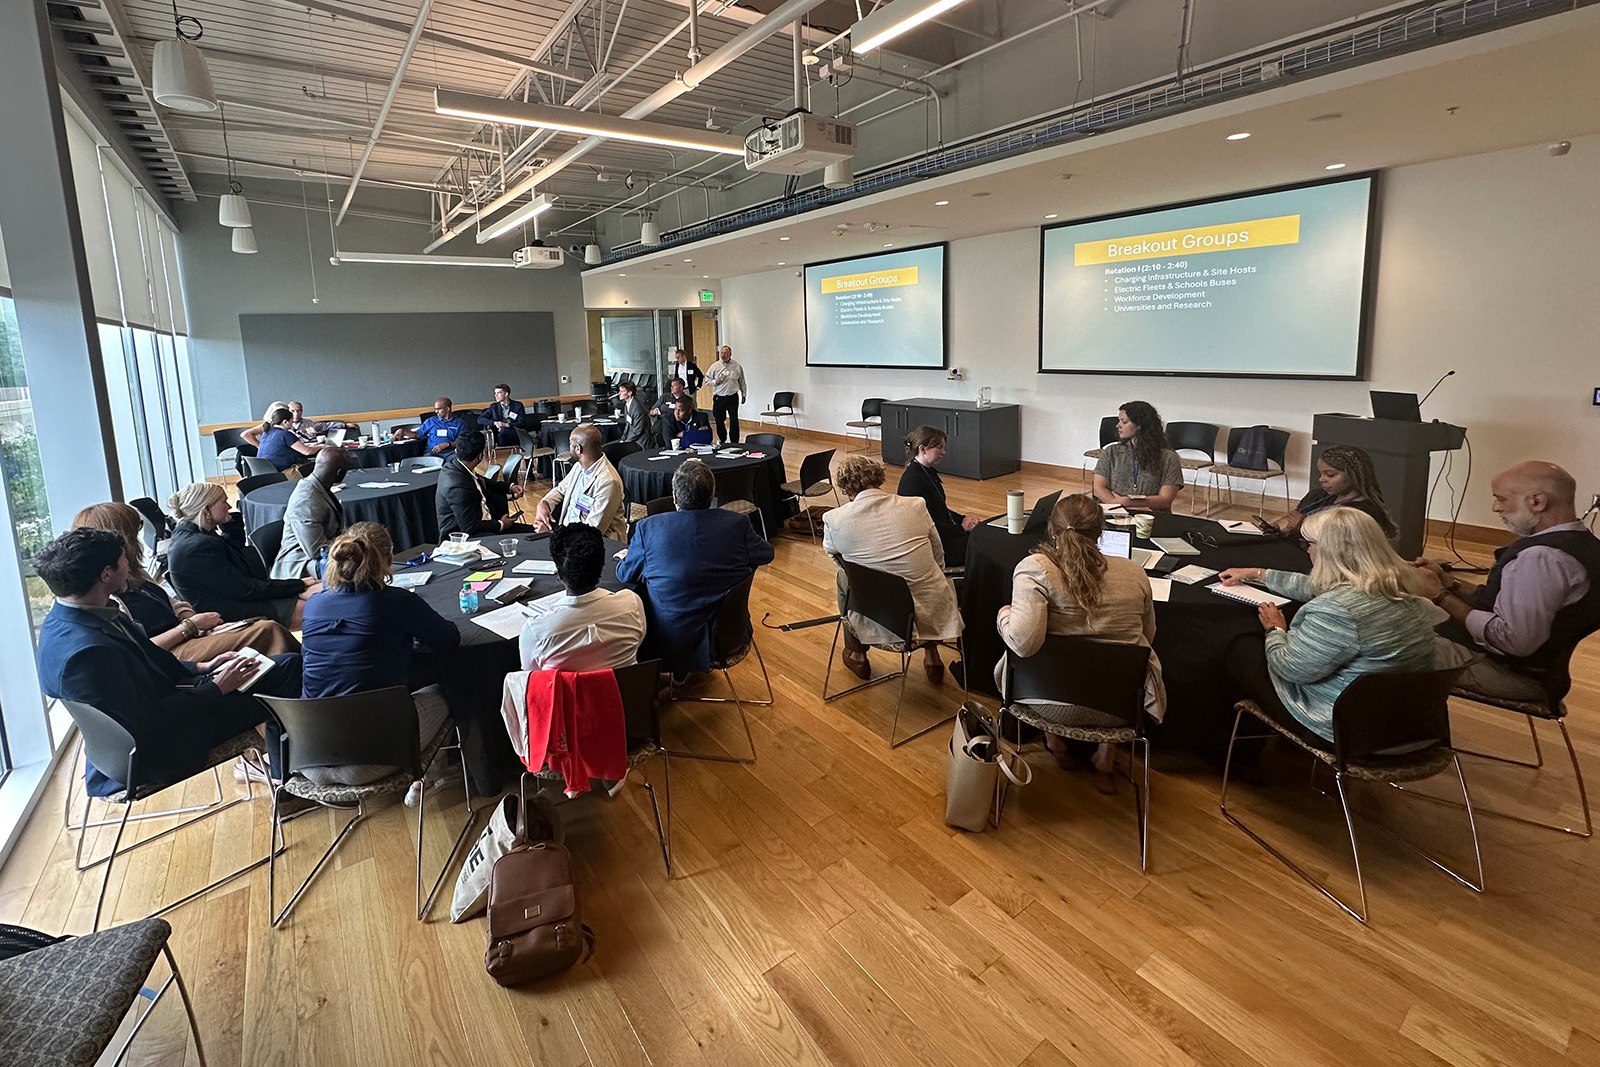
[1369,391,1421,422]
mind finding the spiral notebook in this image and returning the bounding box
[1208,583,1290,608]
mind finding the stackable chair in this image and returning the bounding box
[212,426,253,479]
[759,391,798,430]
[409,455,445,471]
[995,636,1153,869]
[779,449,839,539]
[1209,427,1293,514]
[516,426,556,487]
[627,495,675,537]
[670,575,769,764]
[248,519,285,573]
[1081,415,1119,474]
[1220,668,1482,924]
[1165,420,1220,511]
[713,465,768,540]
[844,398,885,451]
[603,439,643,467]
[59,700,275,932]
[822,559,964,748]
[241,456,280,478]
[0,917,209,1067]
[256,687,476,925]
[745,432,785,453]
[235,473,286,498]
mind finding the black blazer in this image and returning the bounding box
[621,396,657,447]
[897,460,968,569]
[671,361,705,392]
[436,459,510,538]
[167,521,306,622]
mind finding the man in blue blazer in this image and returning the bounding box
[34,528,300,796]
[615,458,774,673]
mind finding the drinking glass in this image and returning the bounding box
[499,538,519,558]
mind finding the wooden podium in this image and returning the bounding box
[1311,414,1466,558]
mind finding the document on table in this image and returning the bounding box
[1170,564,1219,585]
[512,559,559,575]
[1147,577,1171,603]
[470,603,535,640]
[356,481,409,489]
[487,578,532,601]
[1131,548,1164,571]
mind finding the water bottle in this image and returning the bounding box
[317,545,329,581]
[459,581,477,615]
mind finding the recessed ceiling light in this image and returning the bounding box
[1044,213,1058,219]
[971,191,991,198]
[683,257,692,262]
[1226,132,1251,141]
[934,200,949,206]
[883,242,893,247]
[702,275,709,278]
[779,236,790,241]
[777,261,785,266]
[1324,162,1347,170]
[618,273,626,276]
[1307,112,1344,124]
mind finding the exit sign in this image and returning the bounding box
[699,289,715,303]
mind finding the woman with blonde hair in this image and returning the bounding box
[298,522,460,787]
[72,503,299,657]
[1219,506,1437,742]
[997,494,1165,788]
[164,481,318,628]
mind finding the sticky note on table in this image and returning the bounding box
[465,570,503,582]
[469,581,494,593]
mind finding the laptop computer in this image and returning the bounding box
[985,490,1061,532]
[1098,527,1164,570]
[1370,390,1421,422]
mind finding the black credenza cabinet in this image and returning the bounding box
[879,398,1021,480]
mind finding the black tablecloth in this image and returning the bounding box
[616,447,794,540]
[340,438,424,469]
[239,467,441,552]
[961,512,1311,752]
[402,531,626,794]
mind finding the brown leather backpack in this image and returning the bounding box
[484,781,593,986]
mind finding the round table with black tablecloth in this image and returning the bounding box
[238,467,441,552]
[401,531,626,794]
[339,437,424,470]
[616,447,794,540]
[960,512,1311,754]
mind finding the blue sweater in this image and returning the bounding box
[1263,571,1437,740]
[300,585,460,697]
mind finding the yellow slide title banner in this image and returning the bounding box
[1074,214,1301,266]
[820,266,919,294]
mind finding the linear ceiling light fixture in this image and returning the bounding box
[331,251,517,267]
[475,193,555,244]
[851,0,978,54]
[435,89,747,156]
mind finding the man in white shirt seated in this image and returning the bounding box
[534,424,627,541]
[519,523,644,672]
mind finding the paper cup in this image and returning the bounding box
[1006,490,1025,535]
[1134,514,1155,539]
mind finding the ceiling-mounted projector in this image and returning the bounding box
[513,245,565,269]
[745,114,857,175]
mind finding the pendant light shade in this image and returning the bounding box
[823,159,854,189]
[231,227,258,254]
[218,193,252,228]
[152,38,217,112]
[639,220,660,246]
[584,244,602,265]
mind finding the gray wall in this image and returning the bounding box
[175,176,590,423]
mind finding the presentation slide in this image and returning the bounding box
[1040,176,1375,378]
[805,244,947,368]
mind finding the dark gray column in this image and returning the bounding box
[0,0,122,517]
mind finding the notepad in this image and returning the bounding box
[1147,577,1171,603]
[1220,520,1267,536]
[1170,564,1219,585]
[1150,536,1202,556]
[512,559,559,575]
[465,570,503,582]
[487,578,532,601]
[390,571,431,589]
[356,481,408,489]
[229,647,277,693]
[1209,583,1291,608]
[1131,547,1164,571]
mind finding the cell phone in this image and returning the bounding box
[1251,516,1277,535]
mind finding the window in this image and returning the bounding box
[0,297,55,635]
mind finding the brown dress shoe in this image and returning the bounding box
[923,655,945,686]
[842,649,872,681]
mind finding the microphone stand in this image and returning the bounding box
[1418,369,1455,409]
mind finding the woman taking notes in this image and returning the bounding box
[1219,507,1436,743]
[1092,401,1185,510]
[897,425,979,569]
[997,494,1166,789]
[1272,444,1397,539]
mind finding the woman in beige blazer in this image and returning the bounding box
[997,494,1166,788]
[822,455,964,683]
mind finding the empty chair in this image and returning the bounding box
[516,426,556,485]
[713,464,767,540]
[1166,420,1221,510]
[1220,668,1480,923]
[996,636,1155,868]
[745,432,785,453]
[1081,415,1118,472]
[236,472,288,498]
[1210,426,1293,513]
[549,427,575,482]
[249,519,286,573]
[779,448,839,539]
[628,494,675,531]
[409,455,445,471]
[242,456,280,478]
[844,398,885,451]
[759,391,798,429]
[213,426,254,479]
[256,687,476,925]
[603,439,643,466]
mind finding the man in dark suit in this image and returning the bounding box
[653,377,690,443]
[668,347,704,393]
[617,380,657,448]
[436,429,529,538]
[478,383,527,447]
[34,528,301,796]
[615,458,774,674]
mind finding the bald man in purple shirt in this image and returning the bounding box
[1412,461,1600,700]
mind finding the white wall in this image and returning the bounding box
[582,273,720,309]
[723,135,1600,530]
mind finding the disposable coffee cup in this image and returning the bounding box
[1134,514,1155,539]
[1006,490,1025,535]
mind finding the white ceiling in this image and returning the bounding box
[589,6,1600,280]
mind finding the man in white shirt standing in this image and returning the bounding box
[519,523,644,672]
[707,344,748,445]
[534,424,627,541]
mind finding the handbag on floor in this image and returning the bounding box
[451,787,561,923]
[944,703,1022,831]
[484,779,592,986]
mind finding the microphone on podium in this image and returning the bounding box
[1419,369,1456,409]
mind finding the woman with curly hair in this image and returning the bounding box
[1091,401,1185,510]
[1274,444,1397,539]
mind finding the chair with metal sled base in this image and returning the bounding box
[256,687,478,926]
[1219,668,1483,925]
[822,558,965,748]
[669,574,770,765]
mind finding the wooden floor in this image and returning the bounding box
[4,428,1596,1067]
